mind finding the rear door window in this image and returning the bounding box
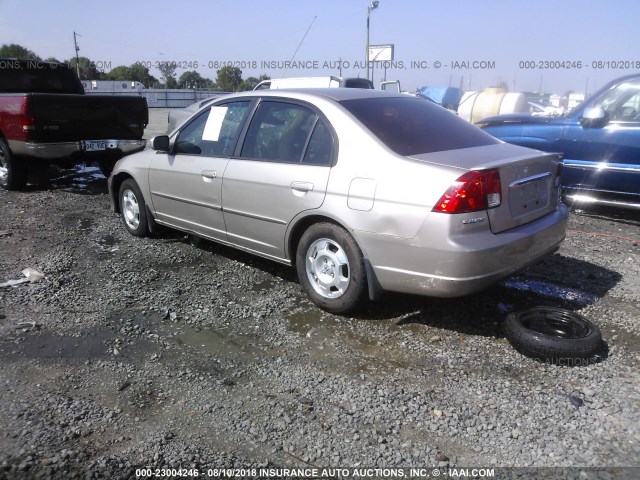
[240,101,320,163]
[303,119,334,166]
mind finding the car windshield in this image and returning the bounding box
[595,80,640,121]
[340,96,498,156]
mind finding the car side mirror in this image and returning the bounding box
[580,107,608,128]
[151,135,170,152]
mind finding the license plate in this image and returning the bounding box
[83,140,107,152]
[510,179,550,216]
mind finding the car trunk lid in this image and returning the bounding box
[488,154,561,233]
[409,143,563,233]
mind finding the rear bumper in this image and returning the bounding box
[7,139,146,160]
[356,203,569,298]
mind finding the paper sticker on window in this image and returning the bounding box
[202,107,228,141]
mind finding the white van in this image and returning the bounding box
[253,76,373,90]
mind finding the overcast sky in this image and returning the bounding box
[1,0,639,94]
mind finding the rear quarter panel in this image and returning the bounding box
[310,98,463,240]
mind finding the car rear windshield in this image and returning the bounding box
[340,96,499,156]
[0,60,84,94]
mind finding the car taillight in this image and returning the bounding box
[433,169,502,214]
[20,97,36,133]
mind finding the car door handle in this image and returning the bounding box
[201,170,217,182]
[291,182,314,197]
[291,181,314,193]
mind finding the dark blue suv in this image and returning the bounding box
[478,74,640,209]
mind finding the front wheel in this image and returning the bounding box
[119,179,149,237]
[0,137,27,190]
[296,223,367,314]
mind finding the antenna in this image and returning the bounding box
[282,16,317,78]
[73,31,81,77]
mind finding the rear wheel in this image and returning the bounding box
[296,223,367,314]
[118,179,149,237]
[0,138,27,190]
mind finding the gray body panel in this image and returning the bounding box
[149,152,228,241]
[222,159,330,257]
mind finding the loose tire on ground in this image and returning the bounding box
[0,137,28,190]
[118,179,149,237]
[296,223,368,314]
[504,307,604,365]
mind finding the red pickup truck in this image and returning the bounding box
[0,58,148,190]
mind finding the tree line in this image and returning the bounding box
[0,43,269,91]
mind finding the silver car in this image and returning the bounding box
[108,89,568,314]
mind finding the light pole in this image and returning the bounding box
[366,1,379,81]
[73,31,81,78]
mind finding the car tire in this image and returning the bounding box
[504,307,604,365]
[119,179,149,237]
[0,137,28,191]
[296,223,367,314]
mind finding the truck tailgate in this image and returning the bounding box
[28,94,148,142]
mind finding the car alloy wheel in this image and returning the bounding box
[305,237,351,299]
[296,223,367,314]
[118,179,149,237]
[122,189,141,230]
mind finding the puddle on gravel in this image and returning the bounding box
[285,308,415,373]
[6,330,114,359]
[96,235,122,253]
[595,298,640,354]
[79,218,94,232]
[501,278,599,307]
[600,325,640,353]
[286,308,361,347]
[97,235,120,247]
[171,326,255,357]
[287,308,326,335]
[251,279,275,292]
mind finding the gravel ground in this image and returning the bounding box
[0,118,639,479]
